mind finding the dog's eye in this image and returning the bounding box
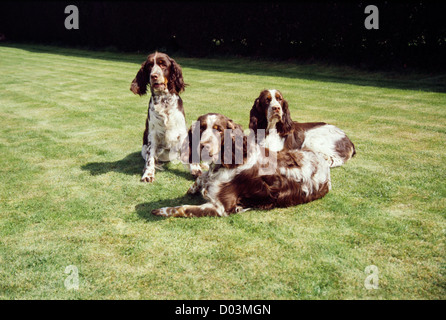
[213,125,222,132]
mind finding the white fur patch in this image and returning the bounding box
[261,128,284,152]
[145,94,187,162]
[279,149,331,196]
[301,124,346,168]
[141,93,188,181]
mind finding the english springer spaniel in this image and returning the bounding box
[152,113,331,217]
[130,52,201,182]
[249,89,356,167]
[180,113,244,177]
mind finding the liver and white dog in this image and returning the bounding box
[130,52,201,182]
[152,113,331,217]
[249,89,356,168]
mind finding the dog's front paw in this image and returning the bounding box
[187,181,200,194]
[189,163,202,178]
[152,206,185,217]
[235,206,249,213]
[190,169,202,178]
[141,176,154,183]
[141,169,155,183]
[152,208,167,216]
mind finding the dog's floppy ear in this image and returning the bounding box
[181,122,200,165]
[169,58,186,94]
[249,98,260,132]
[220,129,247,169]
[277,98,293,134]
[180,127,192,165]
[226,118,243,132]
[130,60,150,96]
[249,98,267,138]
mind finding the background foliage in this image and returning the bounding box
[1,1,445,70]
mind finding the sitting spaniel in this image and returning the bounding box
[130,52,201,182]
[152,113,331,217]
[249,89,356,168]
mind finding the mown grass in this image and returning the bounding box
[0,43,445,299]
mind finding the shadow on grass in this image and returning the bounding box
[81,151,142,177]
[81,151,196,182]
[3,42,445,93]
[164,166,196,181]
[135,194,205,222]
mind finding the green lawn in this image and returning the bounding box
[0,43,445,299]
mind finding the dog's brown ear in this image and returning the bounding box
[169,58,187,94]
[249,98,268,138]
[181,122,201,165]
[280,99,293,133]
[226,119,243,132]
[130,60,149,96]
[220,130,247,169]
[249,99,260,131]
[180,127,192,165]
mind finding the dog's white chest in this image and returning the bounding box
[150,95,175,122]
[148,95,187,150]
[261,129,284,152]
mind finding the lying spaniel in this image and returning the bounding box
[249,89,356,168]
[130,52,201,182]
[152,113,331,217]
[180,113,244,176]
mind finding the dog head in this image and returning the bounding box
[181,113,245,167]
[130,52,186,96]
[249,89,293,135]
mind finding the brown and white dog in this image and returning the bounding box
[152,113,331,217]
[130,52,201,182]
[180,113,244,177]
[249,89,356,167]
